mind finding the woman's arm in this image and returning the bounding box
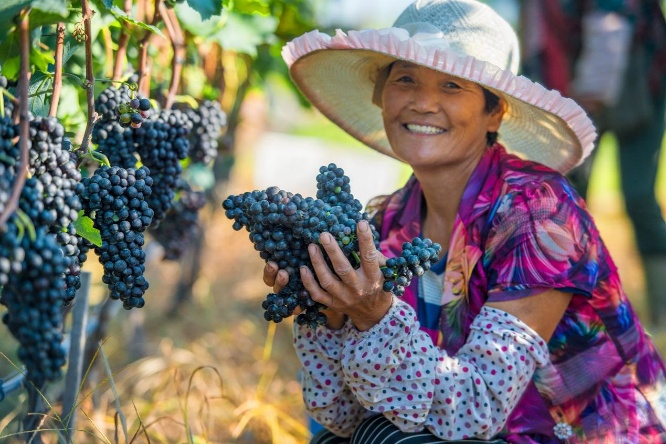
[339,298,551,440]
[486,288,572,341]
[293,322,375,437]
[263,261,369,437]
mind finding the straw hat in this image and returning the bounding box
[282,0,597,173]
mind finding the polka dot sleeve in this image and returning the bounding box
[293,322,374,438]
[341,298,550,440]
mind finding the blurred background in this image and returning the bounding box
[0,0,664,442]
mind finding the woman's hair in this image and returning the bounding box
[372,63,501,146]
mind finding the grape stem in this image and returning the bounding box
[48,22,65,117]
[77,0,98,154]
[160,4,185,110]
[0,9,31,230]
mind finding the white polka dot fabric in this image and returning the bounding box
[293,298,550,440]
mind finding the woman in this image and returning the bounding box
[264,0,666,442]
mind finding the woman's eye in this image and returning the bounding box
[396,75,413,83]
[445,82,460,89]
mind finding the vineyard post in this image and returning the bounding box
[61,271,91,442]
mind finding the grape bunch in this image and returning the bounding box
[134,109,192,225]
[223,164,441,328]
[149,179,207,260]
[24,115,86,304]
[78,166,154,309]
[382,238,442,296]
[0,226,68,387]
[180,100,227,165]
[95,83,135,122]
[0,113,19,216]
[92,119,139,169]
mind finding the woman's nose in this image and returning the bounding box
[409,87,441,113]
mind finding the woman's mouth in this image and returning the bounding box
[404,124,445,135]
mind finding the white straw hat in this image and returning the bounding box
[282,0,597,173]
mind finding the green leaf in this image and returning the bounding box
[1,56,21,80]
[182,0,223,21]
[105,5,164,36]
[0,0,69,42]
[30,47,54,73]
[176,3,226,38]
[232,0,271,15]
[74,213,102,247]
[28,71,53,116]
[213,12,278,56]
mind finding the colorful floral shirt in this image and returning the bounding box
[368,143,666,442]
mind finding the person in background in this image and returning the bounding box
[263,0,666,441]
[520,0,666,329]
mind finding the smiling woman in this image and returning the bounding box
[259,0,666,443]
[379,62,504,174]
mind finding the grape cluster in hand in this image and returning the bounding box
[78,166,154,309]
[382,238,442,296]
[223,164,441,328]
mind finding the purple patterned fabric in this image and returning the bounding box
[372,144,666,442]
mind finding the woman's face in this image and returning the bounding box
[381,62,504,170]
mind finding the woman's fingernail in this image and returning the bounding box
[265,262,275,272]
[309,244,318,255]
[321,233,331,245]
[359,220,369,232]
[300,266,309,276]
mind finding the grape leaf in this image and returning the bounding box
[0,0,69,42]
[104,5,164,36]
[73,213,102,247]
[213,12,278,56]
[183,0,223,21]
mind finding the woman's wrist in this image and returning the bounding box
[323,309,347,330]
[349,296,393,332]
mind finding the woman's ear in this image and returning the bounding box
[372,63,393,108]
[488,98,507,132]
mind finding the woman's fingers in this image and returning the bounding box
[300,264,335,309]
[273,269,290,293]
[263,261,279,286]
[313,233,358,287]
[356,220,383,272]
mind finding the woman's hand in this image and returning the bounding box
[262,261,348,330]
[300,220,393,332]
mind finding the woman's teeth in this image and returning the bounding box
[405,124,445,135]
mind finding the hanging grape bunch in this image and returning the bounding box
[78,166,154,309]
[223,164,441,328]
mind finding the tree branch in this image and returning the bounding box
[77,0,98,153]
[160,4,185,109]
[48,22,65,117]
[0,9,31,229]
[112,0,133,81]
[137,0,163,97]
